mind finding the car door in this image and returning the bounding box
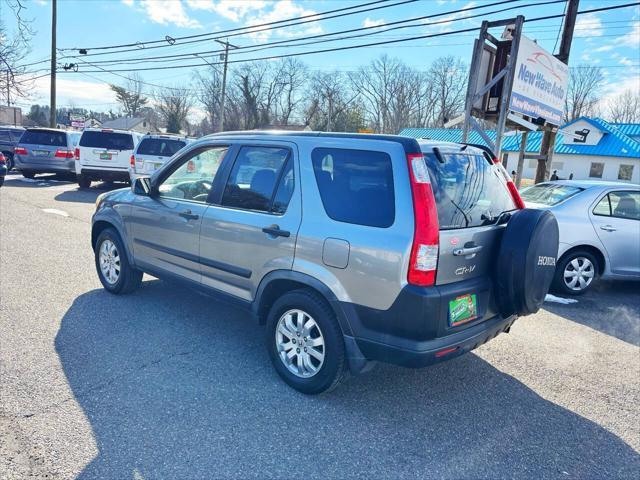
[199,142,301,301]
[128,144,231,283]
[590,189,640,276]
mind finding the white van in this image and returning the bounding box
[130,134,190,181]
[75,128,141,188]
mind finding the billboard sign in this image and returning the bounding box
[69,114,86,128]
[510,35,568,125]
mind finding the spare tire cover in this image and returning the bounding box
[495,208,559,317]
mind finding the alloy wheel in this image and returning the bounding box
[275,309,325,378]
[99,239,121,285]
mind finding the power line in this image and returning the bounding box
[61,2,640,74]
[59,0,418,52]
[61,0,560,67]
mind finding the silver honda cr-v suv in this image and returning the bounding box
[91,132,559,394]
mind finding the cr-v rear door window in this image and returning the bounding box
[221,146,290,213]
[137,138,186,156]
[312,148,395,228]
[80,131,134,150]
[423,149,516,229]
[20,130,67,147]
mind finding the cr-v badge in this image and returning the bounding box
[455,265,476,276]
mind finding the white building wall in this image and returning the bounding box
[504,152,640,184]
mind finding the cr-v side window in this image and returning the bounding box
[311,147,395,228]
[157,146,228,203]
[221,146,292,213]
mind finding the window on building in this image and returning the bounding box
[528,158,538,169]
[589,162,604,178]
[551,161,564,170]
[618,164,634,181]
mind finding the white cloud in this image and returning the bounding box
[423,1,477,33]
[575,13,604,37]
[593,45,613,53]
[615,21,640,48]
[124,0,202,29]
[245,1,323,41]
[363,18,385,28]
[619,57,634,66]
[187,1,266,22]
[31,77,116,107]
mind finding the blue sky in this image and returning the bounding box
[7,0,640,117]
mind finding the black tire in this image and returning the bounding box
[22,171,35,179]
[266,289,347,394]
[551,250,599,296]
[94,228,142,294]
[77,174,91,189]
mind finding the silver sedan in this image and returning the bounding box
[520,180,640,295]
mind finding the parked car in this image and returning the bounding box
[13,128,79,179]
[129,134,190,181]
[91,132,559,393]
[0,152,7,186]
[76,128,141,188]
[520,180,640,295]
[0,126,25,171]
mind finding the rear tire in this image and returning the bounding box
[552,250,598,296]
[22,171,35,179]
[78,174,91,189]
[95,228,142,294]
[266,289,347,394]
[3,153,14,171]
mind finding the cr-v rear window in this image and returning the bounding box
[312,147,395,228]
[20,130,67,147]
[423,149,516,229]
[137,138,186,156]
[80,131,134,150]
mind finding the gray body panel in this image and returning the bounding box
[14,128,76,174]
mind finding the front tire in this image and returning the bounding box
[266,289,347,394]
[78,174,91,189]
[95,228,142,294]
[22,171,35,179]
[552,250,598,296]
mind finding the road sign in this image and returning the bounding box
[510,36,568,125]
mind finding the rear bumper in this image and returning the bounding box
[79,168,130,182]
[14,156,74,174]
[353,314,516,367]
[340,277,513,368]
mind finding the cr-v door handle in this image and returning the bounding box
[600,225,617,232]
[453,245,483,257]
[179,209,200,221]
[262,224,290,238]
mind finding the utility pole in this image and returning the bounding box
[49,0,57,128]
[215,39,237,132]
[534,0,579,183]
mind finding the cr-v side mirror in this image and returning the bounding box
[132,176,152,196]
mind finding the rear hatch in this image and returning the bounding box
[420,144,518,329]
[133,137,186,175]
[78,131,135,170]
[16,129,70,167]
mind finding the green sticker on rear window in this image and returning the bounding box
[449,294,478,326]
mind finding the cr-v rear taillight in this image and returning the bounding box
[407,153,440,287]
[494,160,525,209]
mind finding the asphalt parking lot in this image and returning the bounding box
[1,172,639,479]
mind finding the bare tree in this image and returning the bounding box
[304,71,364,132]
[109,73,148,117]
[156,86,193,134]
[350,55,437,133]
[196,65,224,132]
[564,66,604,122]
[274,58,307,126]
[234,62,267,129]
[0,17,34,105]
[607,89,640,123]
[428,56,467,126]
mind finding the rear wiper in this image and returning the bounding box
[481,211,512,226]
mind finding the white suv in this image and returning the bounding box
[130,134,190,181]
[75,128,141,188]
